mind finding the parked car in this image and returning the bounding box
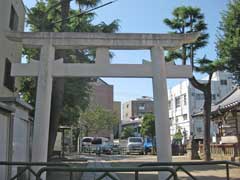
[81,137,93,152]
[91,137,109,153]
[101,143,113,155]
[112,144,121,154]
[127,137,144,155]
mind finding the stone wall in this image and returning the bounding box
[0,97,33,179]
[0,103,14,180]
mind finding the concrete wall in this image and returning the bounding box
[11,104,31,176]
[0,98,32,179]
[0,0,25,97]
[0,104,14,180]
[89,79,113,111]
[122,101,132,120]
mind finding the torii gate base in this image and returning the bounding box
[7,32,199,179]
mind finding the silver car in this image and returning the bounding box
[127,137,144,155]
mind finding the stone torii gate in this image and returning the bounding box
[7,32,198,165]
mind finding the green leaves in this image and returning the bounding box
[20,0,120,127]
[216,0,240,85]
[121,126,135,139]
[164,6,208,65]
[140,113,155,138]
[194,57,226,74]
[79,106,118,136]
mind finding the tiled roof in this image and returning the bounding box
[192,86,240,117]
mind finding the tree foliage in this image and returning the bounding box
[216,0,240,85]
[140,113,155,139]
[164,6,208,65]
[21,0,119,121]
[173,129,183,141]
[79,106,118,136]
[121,126,135,139]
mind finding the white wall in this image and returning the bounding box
[0,112,10,180]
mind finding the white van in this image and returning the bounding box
[91,137,110,152]
[81,137,93,152]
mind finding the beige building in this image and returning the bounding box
[89,78,113,111]
[122,98,154,120]
[0,0,25,97]
[0,1,33,180]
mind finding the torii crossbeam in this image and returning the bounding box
[6,32,198,176]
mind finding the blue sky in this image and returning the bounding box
[23,0,229,103]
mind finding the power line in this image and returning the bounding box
[51,0,117,25]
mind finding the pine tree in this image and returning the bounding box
[164,6,226,161]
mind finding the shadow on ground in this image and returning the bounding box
[111,161,240,180]
[116,173,240,180]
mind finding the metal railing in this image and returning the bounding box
[0,161,177,180]
[36,166,178,180]
[0,161,69,180]
[139,160,240,180]
[1,160,239,180]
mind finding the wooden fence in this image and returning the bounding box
[199,144,239,161]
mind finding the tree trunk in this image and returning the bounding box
[48,78,65,158]
[189,76,212,161]
[47,0,70,158]
[203,84,212,161]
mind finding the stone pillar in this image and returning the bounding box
[151,46,172,179]
[31,44,54,163]
[95,48,109,64]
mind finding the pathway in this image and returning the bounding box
[81,156,119,180]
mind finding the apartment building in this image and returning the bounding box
[168,71,233,139]
[122,97,154,121]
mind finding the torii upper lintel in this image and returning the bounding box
[6,31,200,49]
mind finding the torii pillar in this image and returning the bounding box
[151,46,172,162]
[32,43,55,163]
[7,31,199,179]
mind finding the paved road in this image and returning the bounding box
[65,154,240,180]
[81,156,119,180]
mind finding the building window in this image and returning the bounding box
[183,114,187,121]
[196,127,202,133]
[175,97,180,108]
[220,80,227,85]
[168,100,172,109]
[183,94,187,105]
[9,5,19,31]
[138,103,145,110]
[175,117,179,123]
[212,94,216,100]
[4,58,15,91]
